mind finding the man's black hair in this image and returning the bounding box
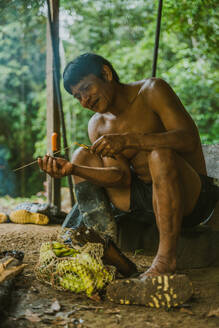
[63,53,120,95]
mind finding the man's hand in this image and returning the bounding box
[91,134,127,157]
[38,155,73,178]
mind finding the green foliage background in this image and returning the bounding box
[0,0,218,196]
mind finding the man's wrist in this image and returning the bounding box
[67,162,75,175]
[124,133,142,149]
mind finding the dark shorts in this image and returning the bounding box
[111,170,219,228]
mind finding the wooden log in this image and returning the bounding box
[0,256,26,314]
[0,257,27,284]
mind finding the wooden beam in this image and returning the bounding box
[46,0,61,210]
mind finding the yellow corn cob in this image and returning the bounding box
[57,259,95,296]
[53,248,79,257]
[38,243,56,268]
[59,273,85,293]
[52,242,65,249]
[40,242,52,252]
[10,210,49,225]
[51,242,79,257]
[0,213,8,223]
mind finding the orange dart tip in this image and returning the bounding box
[52,132,58,152]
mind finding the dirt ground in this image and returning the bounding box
[0,222,219,328]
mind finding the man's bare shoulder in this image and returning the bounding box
[137,77,168,96]
[137,78,185,114]
[88,113,105,143]
[128,78,169,105]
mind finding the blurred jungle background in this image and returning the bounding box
[0,0,218,197]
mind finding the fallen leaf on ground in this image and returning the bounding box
[55,310,76,319]
[32,303,43,309]
[44,308,56,315]
[144,322,160,328]
[104,308,121,314]
[89,293,101,302]
[42,317,54,323]
[115,314,122,324]
[25,310,41,323]
[76,305,104,311]
[30,286,39,293]
[50,299,61,312]
[52,319,67,326]
[25,309,33,316]
[207,308,219,317]
[179,308,193,315]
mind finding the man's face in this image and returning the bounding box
[70,74,113,113]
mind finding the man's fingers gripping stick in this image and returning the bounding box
[37,155,52,175]
[91,138,116,159]
[47,155,53,172]
[52,157,60,177]
[37,157,43,171]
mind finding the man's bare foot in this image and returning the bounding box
[140,255,176,279]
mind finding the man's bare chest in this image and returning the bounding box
[99,104,164,160]
[101,106,164,135]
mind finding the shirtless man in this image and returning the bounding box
[38,53,217,277]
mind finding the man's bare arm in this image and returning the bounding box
[123,129,196,153]
[38,155,127,187]
[71,163,126,187]
[138,78,199,152]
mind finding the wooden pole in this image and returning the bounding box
[46,0,61,210]
[47,0,75,208]
[152,0,163,77]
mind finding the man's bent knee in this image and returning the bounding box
[71,148,104,184]
[148,148,178,179]
[149,148,176,165]
[72,147,103,167]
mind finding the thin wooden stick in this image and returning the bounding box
[13,142,90,172]
[74,141,90,150]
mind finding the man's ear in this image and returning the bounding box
[102,65,113,82]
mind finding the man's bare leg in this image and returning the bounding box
[72,148,131,211]
[70,147,132,238]
[71,148,138,277]
[141,148,201,277]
